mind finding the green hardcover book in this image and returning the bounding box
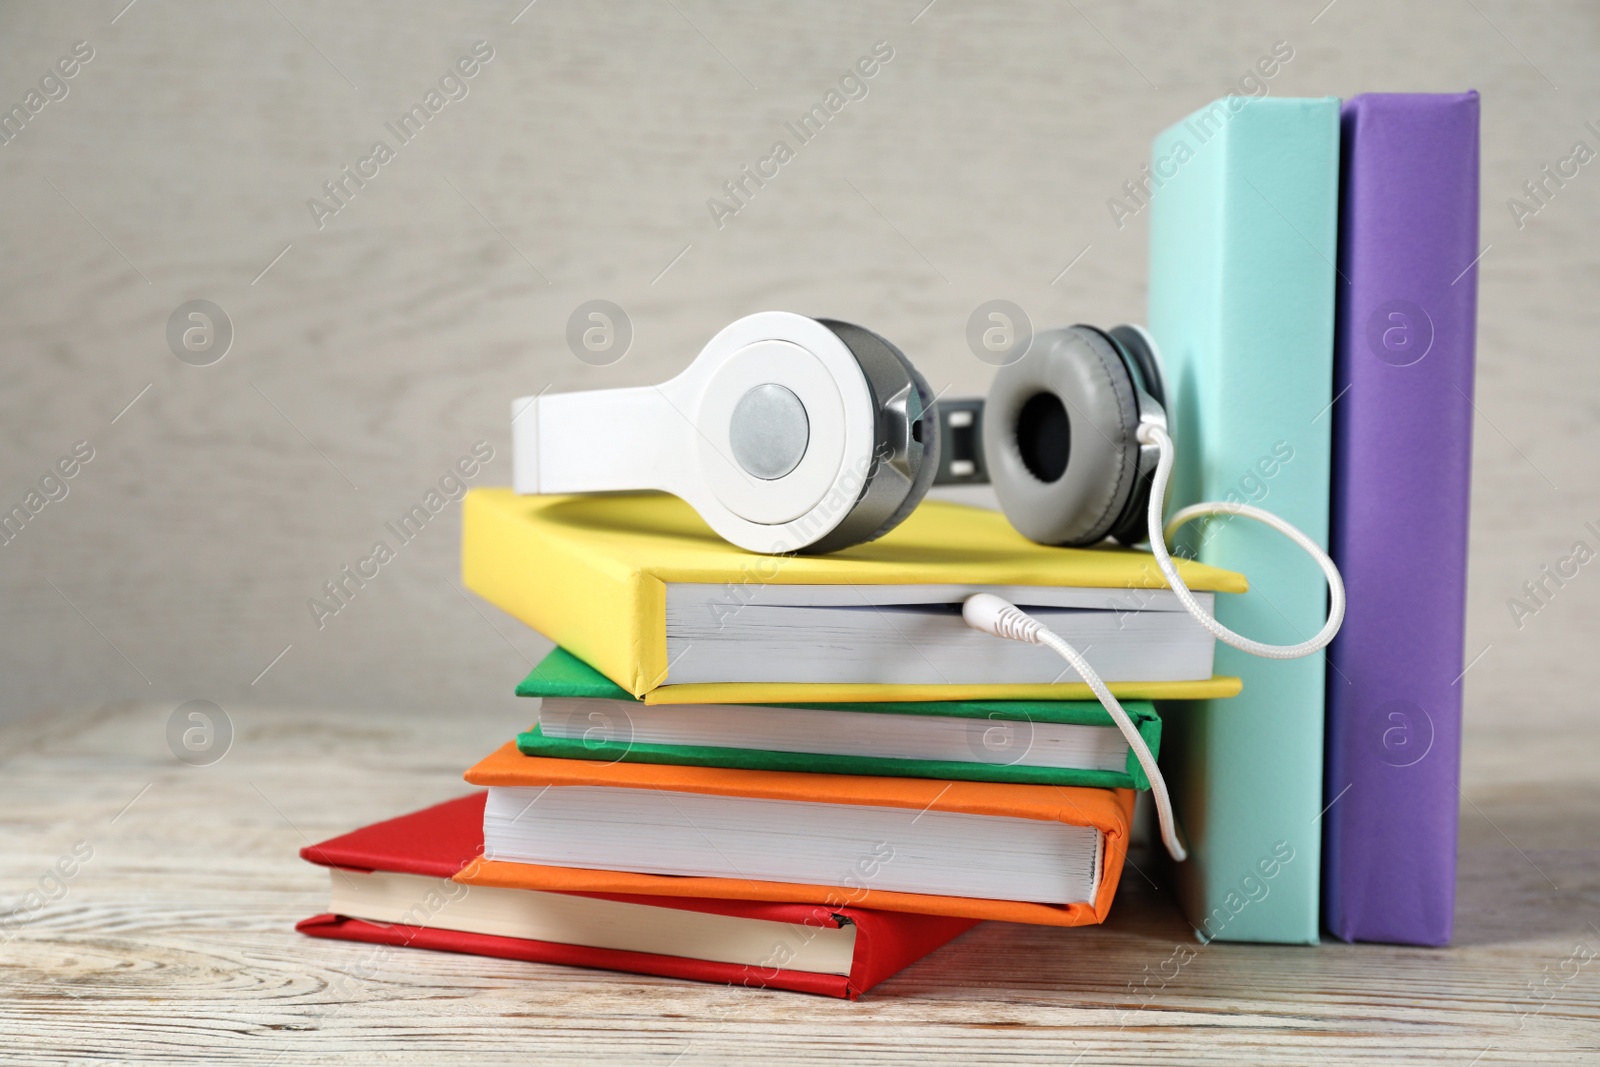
[516,647,1161,790]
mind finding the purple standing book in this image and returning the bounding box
[1324,92,1480,946]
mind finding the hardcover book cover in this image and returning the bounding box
[1148,96,1342,944]
[297,793,977,999]
[460,742,1136,928]
[518,646,1163,790]
[1323,92,1480,946]
[462,488,1246,704]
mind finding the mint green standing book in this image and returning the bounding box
[516,647,1162,790]
[1149,97,1341,944]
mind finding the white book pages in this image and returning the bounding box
[483,786,1102,905]
[539,697,1132,772]
[664,586,1216,686]
[327,868,858,975]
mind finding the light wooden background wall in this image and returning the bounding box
[1,0,1596,774]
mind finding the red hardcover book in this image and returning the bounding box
[296,793,976,999]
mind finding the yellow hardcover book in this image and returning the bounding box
[462,488,1247,704]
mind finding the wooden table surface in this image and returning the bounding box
[4,697,1596,1066]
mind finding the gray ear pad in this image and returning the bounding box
[803,319,938,554]
[1100,324,1164,546]
[983,326,1142,547]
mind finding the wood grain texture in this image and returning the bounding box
[2,698,1597,1066]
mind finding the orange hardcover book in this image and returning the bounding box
[457,743,1135,928]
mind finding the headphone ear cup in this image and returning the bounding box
[983,326,1142,546]
[805,320,938,553]
[863,349,940,541]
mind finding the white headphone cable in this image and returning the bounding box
[1137,423,1345,660]
[960,425,1347,863]
[962,592,1187,861]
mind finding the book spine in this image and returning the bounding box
[462,490,664,697]
[845,909,980,997]
[1324,93,1479,947]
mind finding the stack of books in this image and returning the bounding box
[293,89,1480,987]
[298,487,1245,997]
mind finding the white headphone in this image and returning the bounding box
[511,310,1183,556]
